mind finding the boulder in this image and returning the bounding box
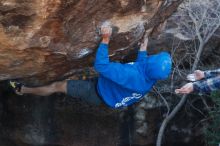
[0,0,183,84]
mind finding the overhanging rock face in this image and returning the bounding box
[0,0,182,84]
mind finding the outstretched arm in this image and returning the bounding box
[187,68,220,82]
[140,36,148,52]
[136,29,152,62]
[175,76,220,94]
[94,23,112,70]
[94,23,150,92]
[136,37,148,62]
[193,76,220,93]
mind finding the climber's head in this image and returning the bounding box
[145,52,172,80]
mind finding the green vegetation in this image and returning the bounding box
[205,91,220,146]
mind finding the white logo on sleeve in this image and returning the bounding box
[115,93,142,108]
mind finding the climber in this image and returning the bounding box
[175,69,220,94]
[10,22,172,109]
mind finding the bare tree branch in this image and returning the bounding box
[153,87,170,116]
[156,0,220,146]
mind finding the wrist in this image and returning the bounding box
[192,82,198,93]
[204,71,210,79]
[102,38,110,44]
[140,47,147,51]
[201,71,205,79]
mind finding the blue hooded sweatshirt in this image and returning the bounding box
[94,43,171,109]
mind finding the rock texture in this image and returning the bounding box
[0,0,183,84]
[1,1,219,146]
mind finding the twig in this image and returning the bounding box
[153,87,170,116]
[156,0,220,145]
[187,100,206,117]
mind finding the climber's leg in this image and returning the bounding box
[24,81,67,96]
[66,78,102,105]
[10,79,102,105]
[10,80,67,96]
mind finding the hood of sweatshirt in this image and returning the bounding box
[145,52,172,80]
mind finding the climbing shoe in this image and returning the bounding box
[9,81,24,95]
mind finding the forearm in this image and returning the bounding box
[101,37,110,44]
[136,37,148,61]
[140,37,148,51]
[94,43,109,72]
[193,76,220,93]
[204,68,220,78]
[193,82,211,94]
[140,44,147,52]
[95,22,112,71]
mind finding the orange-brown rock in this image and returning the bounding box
[0,0,183,84]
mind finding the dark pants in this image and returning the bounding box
[66,78,102,105]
